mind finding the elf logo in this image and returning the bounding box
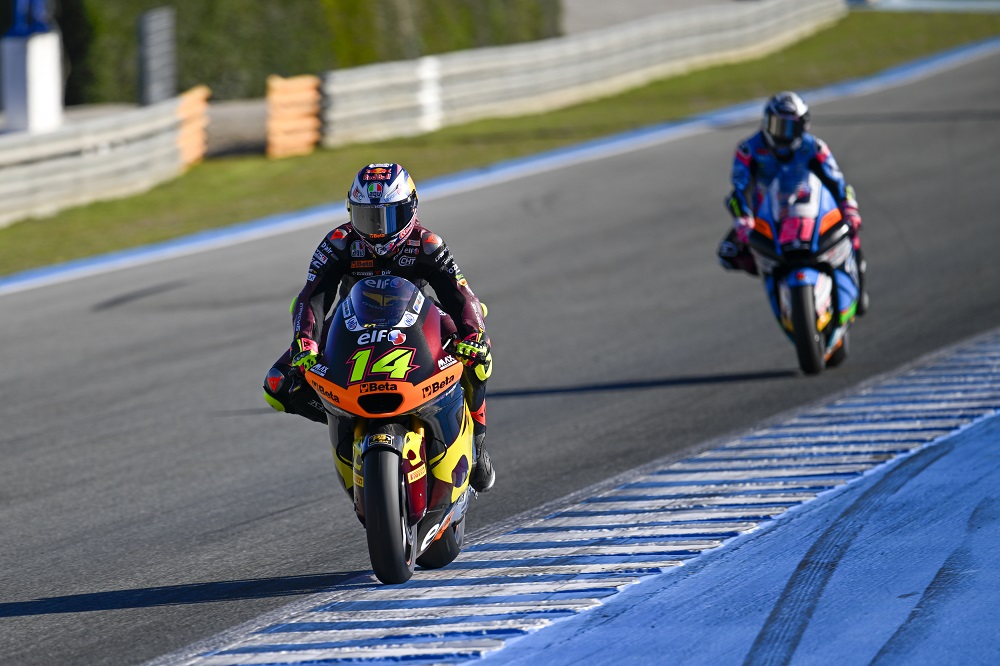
[358,329,406,345]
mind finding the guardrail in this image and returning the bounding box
[0,0,845,226]
[0,85,210,229]
[319,0,845,147]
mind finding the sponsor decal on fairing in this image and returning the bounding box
[357,329,405,345]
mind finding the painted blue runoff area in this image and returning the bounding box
[3,35,1000,298]
[494,388,1000,665]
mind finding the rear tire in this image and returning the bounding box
[364,448,415,584]
[416,519,465,570]
[790,284,825,375]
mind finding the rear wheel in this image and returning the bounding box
[416,519,465,570]
[790,284,825,375]
[363,448,415,584]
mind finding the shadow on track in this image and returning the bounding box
[0,572,368,617]
[489,369,799,399]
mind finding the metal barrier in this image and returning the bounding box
[320,0,845,147]
[0,0,844,225]
[0,85,210,229]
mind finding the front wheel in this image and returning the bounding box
[790,284,825,375]
[363,448,415,584]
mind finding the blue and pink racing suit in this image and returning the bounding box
[728,130,850,221]
[719,130,860,275]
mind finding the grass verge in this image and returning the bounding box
[2,12,999,278]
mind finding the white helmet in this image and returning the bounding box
[762,91,810,157]
[347,163,418,256]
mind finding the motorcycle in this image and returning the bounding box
[747,166,862,375]
[304,276,475,584]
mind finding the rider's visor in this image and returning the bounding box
[350,199,415,239]
[766,115,800,144]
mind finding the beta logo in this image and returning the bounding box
[357,329,405,345]
[360,382,398,394]
[421,373,455,398]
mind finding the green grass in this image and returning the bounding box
[2,12,999,278]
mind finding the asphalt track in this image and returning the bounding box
[1,45,999,665]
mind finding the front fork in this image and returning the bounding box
[348,418,429,528]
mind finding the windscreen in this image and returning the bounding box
[346,277,420,328]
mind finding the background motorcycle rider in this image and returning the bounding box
[263,163,496,493]
[718,91,869,314]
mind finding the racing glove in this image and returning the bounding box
[455,333,492,381]
[290,338,319,373]
[840,184,862,235]
[725,192,754,244]
[734,215,754,244]
[840,202,862,234]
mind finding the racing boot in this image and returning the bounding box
[717,229,758,276]
[469,422,495,493]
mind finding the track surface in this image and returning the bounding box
[1,50,999,665]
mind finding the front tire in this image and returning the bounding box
[790,284,824,375]
[363,448,415,584]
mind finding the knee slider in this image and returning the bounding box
[264,365,295,411]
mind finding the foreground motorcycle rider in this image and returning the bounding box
[263,163,495,493]
[718,91,869,314]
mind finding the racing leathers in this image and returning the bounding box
[263,219,493,487]
[718,130,867,313]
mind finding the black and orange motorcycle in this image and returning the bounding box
[305,277,476,584]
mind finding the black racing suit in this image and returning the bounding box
[263,219,489,460]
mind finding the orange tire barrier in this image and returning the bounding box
[177,85,211,167]
[267,74,321,159]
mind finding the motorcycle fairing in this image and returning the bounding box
[306,288,465,419]
[755,169,842,254]
[427,396,473,503]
